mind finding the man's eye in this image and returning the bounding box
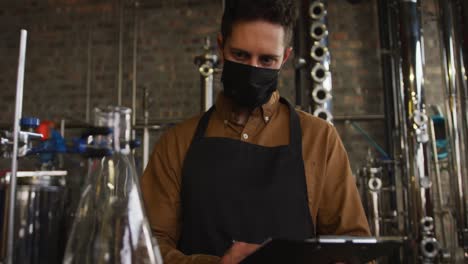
[260,57,275,65]
[235,53,248,60]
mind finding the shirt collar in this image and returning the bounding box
[215,91,281,124]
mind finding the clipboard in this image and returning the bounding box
[241,236,405,264]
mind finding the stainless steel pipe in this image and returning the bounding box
[194,37,219,112]
[85,29,93,123]
[2,29,28,264]
[307,0,333,122]
[117,0,124,106]
[428,117,449,249]
[437,0,468,253]
[132,1,139,128]
[398,0,439,261]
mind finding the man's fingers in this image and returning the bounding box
[233,242,261,255]
[220,242,261,264]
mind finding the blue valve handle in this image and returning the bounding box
[20,117,40,130]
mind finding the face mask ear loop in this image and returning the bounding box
[277,59,287,74]
[276,65,283,75]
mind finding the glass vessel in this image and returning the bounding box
[63,106,162,264]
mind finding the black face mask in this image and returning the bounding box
[221,59,280,109]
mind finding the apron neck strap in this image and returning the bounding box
[279,97,302,151]
[193,106,215,141]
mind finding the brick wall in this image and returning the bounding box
[327,0,385,171]
[0,0,448,175]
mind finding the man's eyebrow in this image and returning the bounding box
[259,54,281,59]
[229,47,281,58]
[230,47,251,55]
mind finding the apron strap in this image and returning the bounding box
[193,106,215,141]
[279,97,303,152]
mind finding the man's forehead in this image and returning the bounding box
[226,20,287,52]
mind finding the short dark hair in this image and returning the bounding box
[221,0,297,46]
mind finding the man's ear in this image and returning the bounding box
[282,47,293,66]
[217,33,225,63]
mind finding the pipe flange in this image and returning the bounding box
[420,217,434,232]
[414,109,429,143]
[310,43,329,62]
[199,64,214,77]
[420,176,432,189]
[368,177,382,192]
[312,85,331,104]
[420,237,439,259]
[310,22,328,40]
[313,107,333,122]
[309,1,327,20]
[416,129,429,143]
[413,110,428,127]
[311,63,329,83]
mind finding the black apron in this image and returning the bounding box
[178,98,314,257]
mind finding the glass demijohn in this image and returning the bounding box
[63,106,162,264]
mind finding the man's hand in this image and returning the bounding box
[220,242,261,264]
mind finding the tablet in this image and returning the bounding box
[241,236,405,264]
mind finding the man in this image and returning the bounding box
[141,0,371,263]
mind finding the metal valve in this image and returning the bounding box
[310,42,329,61]
[413,110,429,127]
[309,1,327,20]
[312,85,332,104]
[368,177,383,192]
[420,217,435,233]
[420,237,439,259]
[199,63,214,77]
[313,107,333,122]
[311,63,328,83]
[310,22,328,40]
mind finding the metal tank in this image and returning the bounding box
[0,171,67,264]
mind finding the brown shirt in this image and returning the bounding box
[141,91,371,264]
